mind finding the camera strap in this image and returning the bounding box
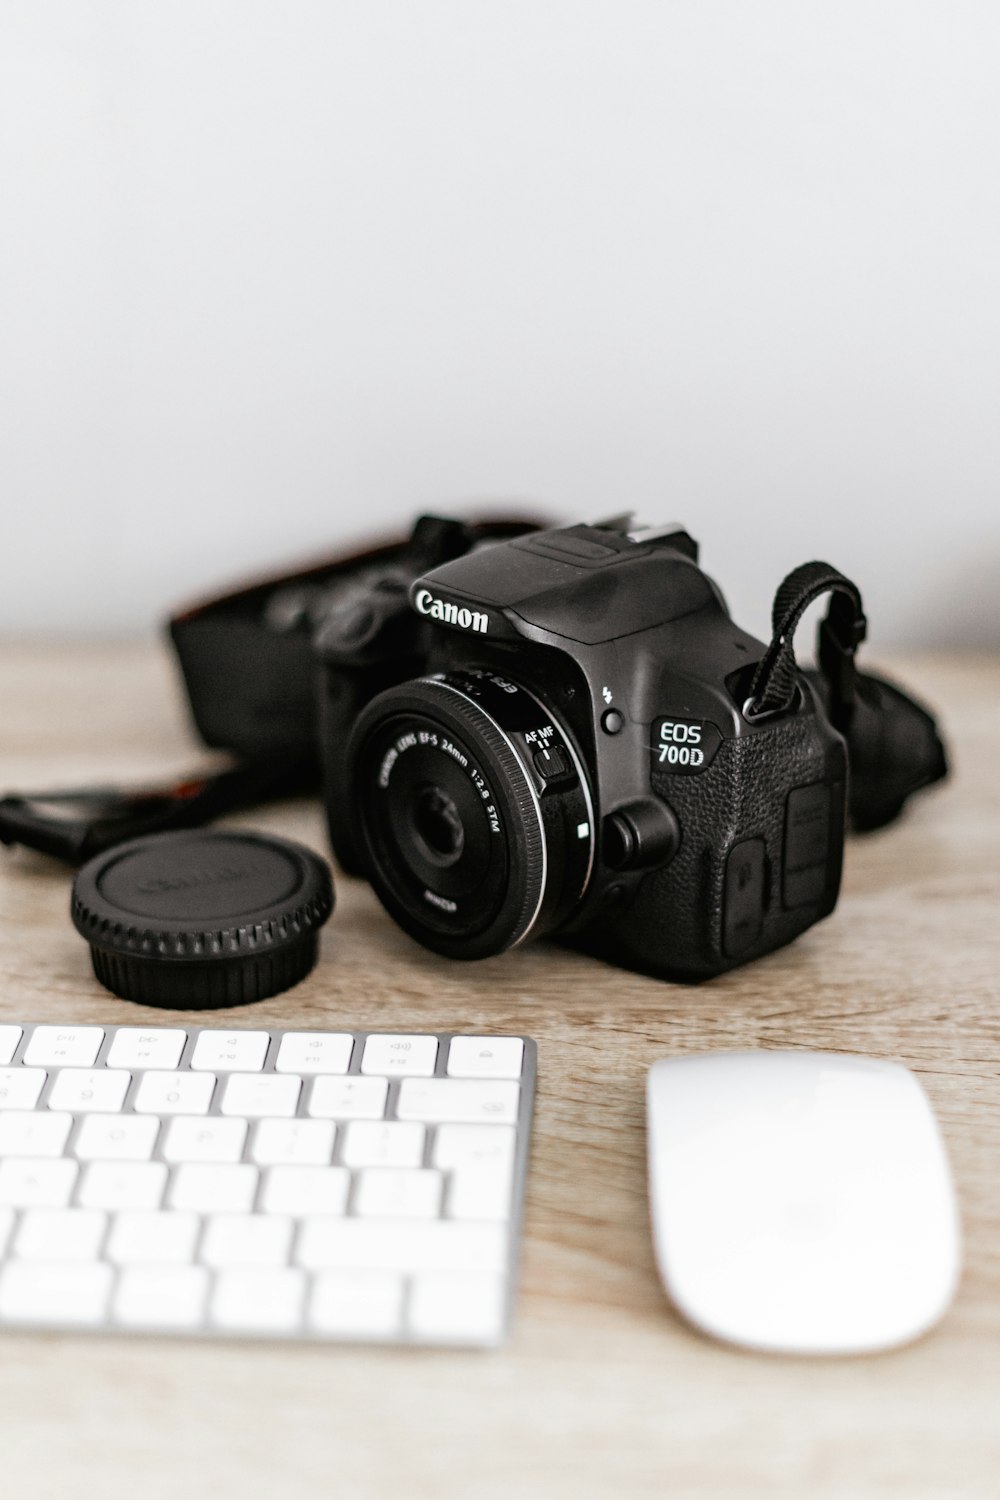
[0,757,314,866]
[747,561,867,731]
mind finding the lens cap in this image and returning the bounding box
[71,830,334,1010]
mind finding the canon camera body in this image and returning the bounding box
[323,520,859,981]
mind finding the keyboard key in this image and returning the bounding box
[0,1157,77,1208]
[446,1035,524,1079]
[361,1034,438,1077]
[0,1261,112,1325]
[133,1070,216,1115]
[75,1113,160,1161]
[202,1213,293,1268]
[114,1265,208,1329]
[22,1026,104,1068]
[296,1218,507,1274]
[162,1116,248,1164]
[14,1208,107,1262]
[309,1271,404,1340]
[340,1121,425,1169]
[432,1123,516,1172]
[0,1068,47,1110]
[190,1031,269,1072]
[0,1111,72,1158]
[354,1168,443,1219]
[251,1118,335,1166]
[396,1078,520,1125]
[106,1027,186,1070]
[260,1166,349,1217]
[106,1210,199,1266]
[307,1075,387,1120]
[78,1161,167,1211]
[47,1068,131,1113]
[447,1164,514,1221]
[408,1271,506,1344]
[220,1073,301,1119]
[211,1267,305,1333]
[275,1032,354,1075]
[0,1026,22,1065]
[169,1163,258,1213]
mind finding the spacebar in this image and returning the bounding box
[296,1217,507,1273]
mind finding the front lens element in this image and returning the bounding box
[409,784,466,866]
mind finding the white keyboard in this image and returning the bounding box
[0,1024,535,1347]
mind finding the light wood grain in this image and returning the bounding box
[0,643,998,1500]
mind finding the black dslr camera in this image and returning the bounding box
[0,512,946,983]
[317,518,947,981]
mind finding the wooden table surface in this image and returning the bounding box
[0,643,997,1500]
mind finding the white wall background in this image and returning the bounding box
[1,1,998,647]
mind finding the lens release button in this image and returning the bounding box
[602,800,680,872]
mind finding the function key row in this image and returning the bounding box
[0,1028,524,1079]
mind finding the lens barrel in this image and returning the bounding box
[347,670,594,959]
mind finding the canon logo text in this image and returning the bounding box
[414,589,489,634]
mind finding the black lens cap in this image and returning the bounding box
[71,830,334,1010]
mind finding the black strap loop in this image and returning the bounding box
[746,561,866,731]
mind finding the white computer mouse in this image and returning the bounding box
[646,1050,961,1354]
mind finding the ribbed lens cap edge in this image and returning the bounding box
[71,829,334,1010]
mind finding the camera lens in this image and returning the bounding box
[347,671,594,959]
